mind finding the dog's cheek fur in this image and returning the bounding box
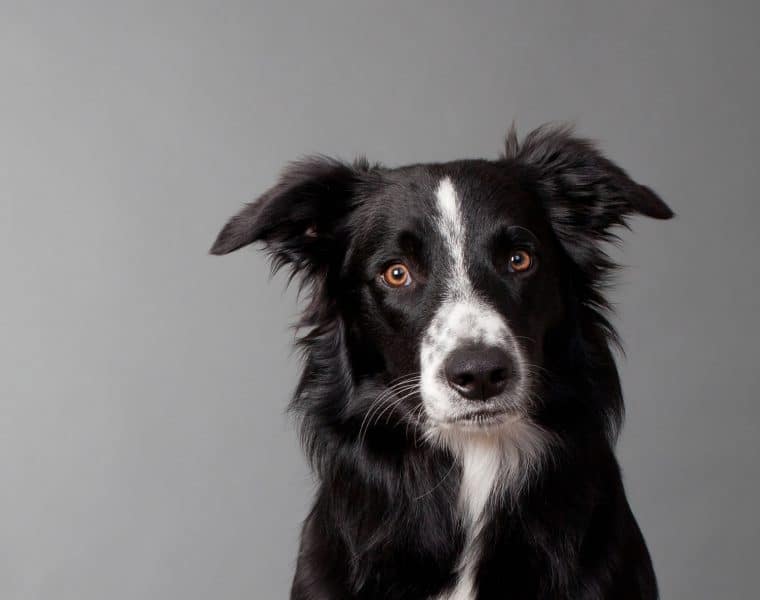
[292,314,466,596]
[287,268,467,596]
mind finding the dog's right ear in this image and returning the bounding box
[210,157,365,276]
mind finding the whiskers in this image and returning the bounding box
[357,375,422,447]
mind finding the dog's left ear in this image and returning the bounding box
[505,124,673,265]
[210,157,367,277]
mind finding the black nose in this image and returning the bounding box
[444,345,513,401]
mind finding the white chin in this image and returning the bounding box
[435,410,523,432]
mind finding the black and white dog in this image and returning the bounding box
[211,125,672,599]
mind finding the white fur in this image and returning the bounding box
[433,420,550,600]
[445,440,502,600]
[420,299,513,422]
[420,176,524,423]
[422,177,549,600]
[433,177,471,298]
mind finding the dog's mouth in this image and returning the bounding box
[437,407,519,430]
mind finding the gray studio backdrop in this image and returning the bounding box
[2,1,758,598]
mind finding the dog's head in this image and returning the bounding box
[211,125,672,455]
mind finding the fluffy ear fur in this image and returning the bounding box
[504,124,674,267]
[210,156,369,279]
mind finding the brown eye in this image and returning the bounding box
[382,263,412,288]
[508,249,533,273]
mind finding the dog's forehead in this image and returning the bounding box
[363,161,538,231]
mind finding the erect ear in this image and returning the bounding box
[504,124,673,265]
[210,156,367,276]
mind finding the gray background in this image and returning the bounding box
[2,1,758,598]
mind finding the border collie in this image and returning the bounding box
[211,124,673,599]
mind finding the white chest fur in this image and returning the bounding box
[454,441,503,599]
[434,440,502,600]
[432,420,549,600]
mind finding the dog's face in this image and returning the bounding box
[341,164,564,432]
[211,127,672,447]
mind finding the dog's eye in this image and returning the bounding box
[508,249,533,273]
[382,263,412,288]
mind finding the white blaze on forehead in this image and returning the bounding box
[434,177,471,299]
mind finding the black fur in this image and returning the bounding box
[211,125,672,599]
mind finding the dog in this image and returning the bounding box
[211,124,673,599]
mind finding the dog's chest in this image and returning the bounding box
[433,441,503,600]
